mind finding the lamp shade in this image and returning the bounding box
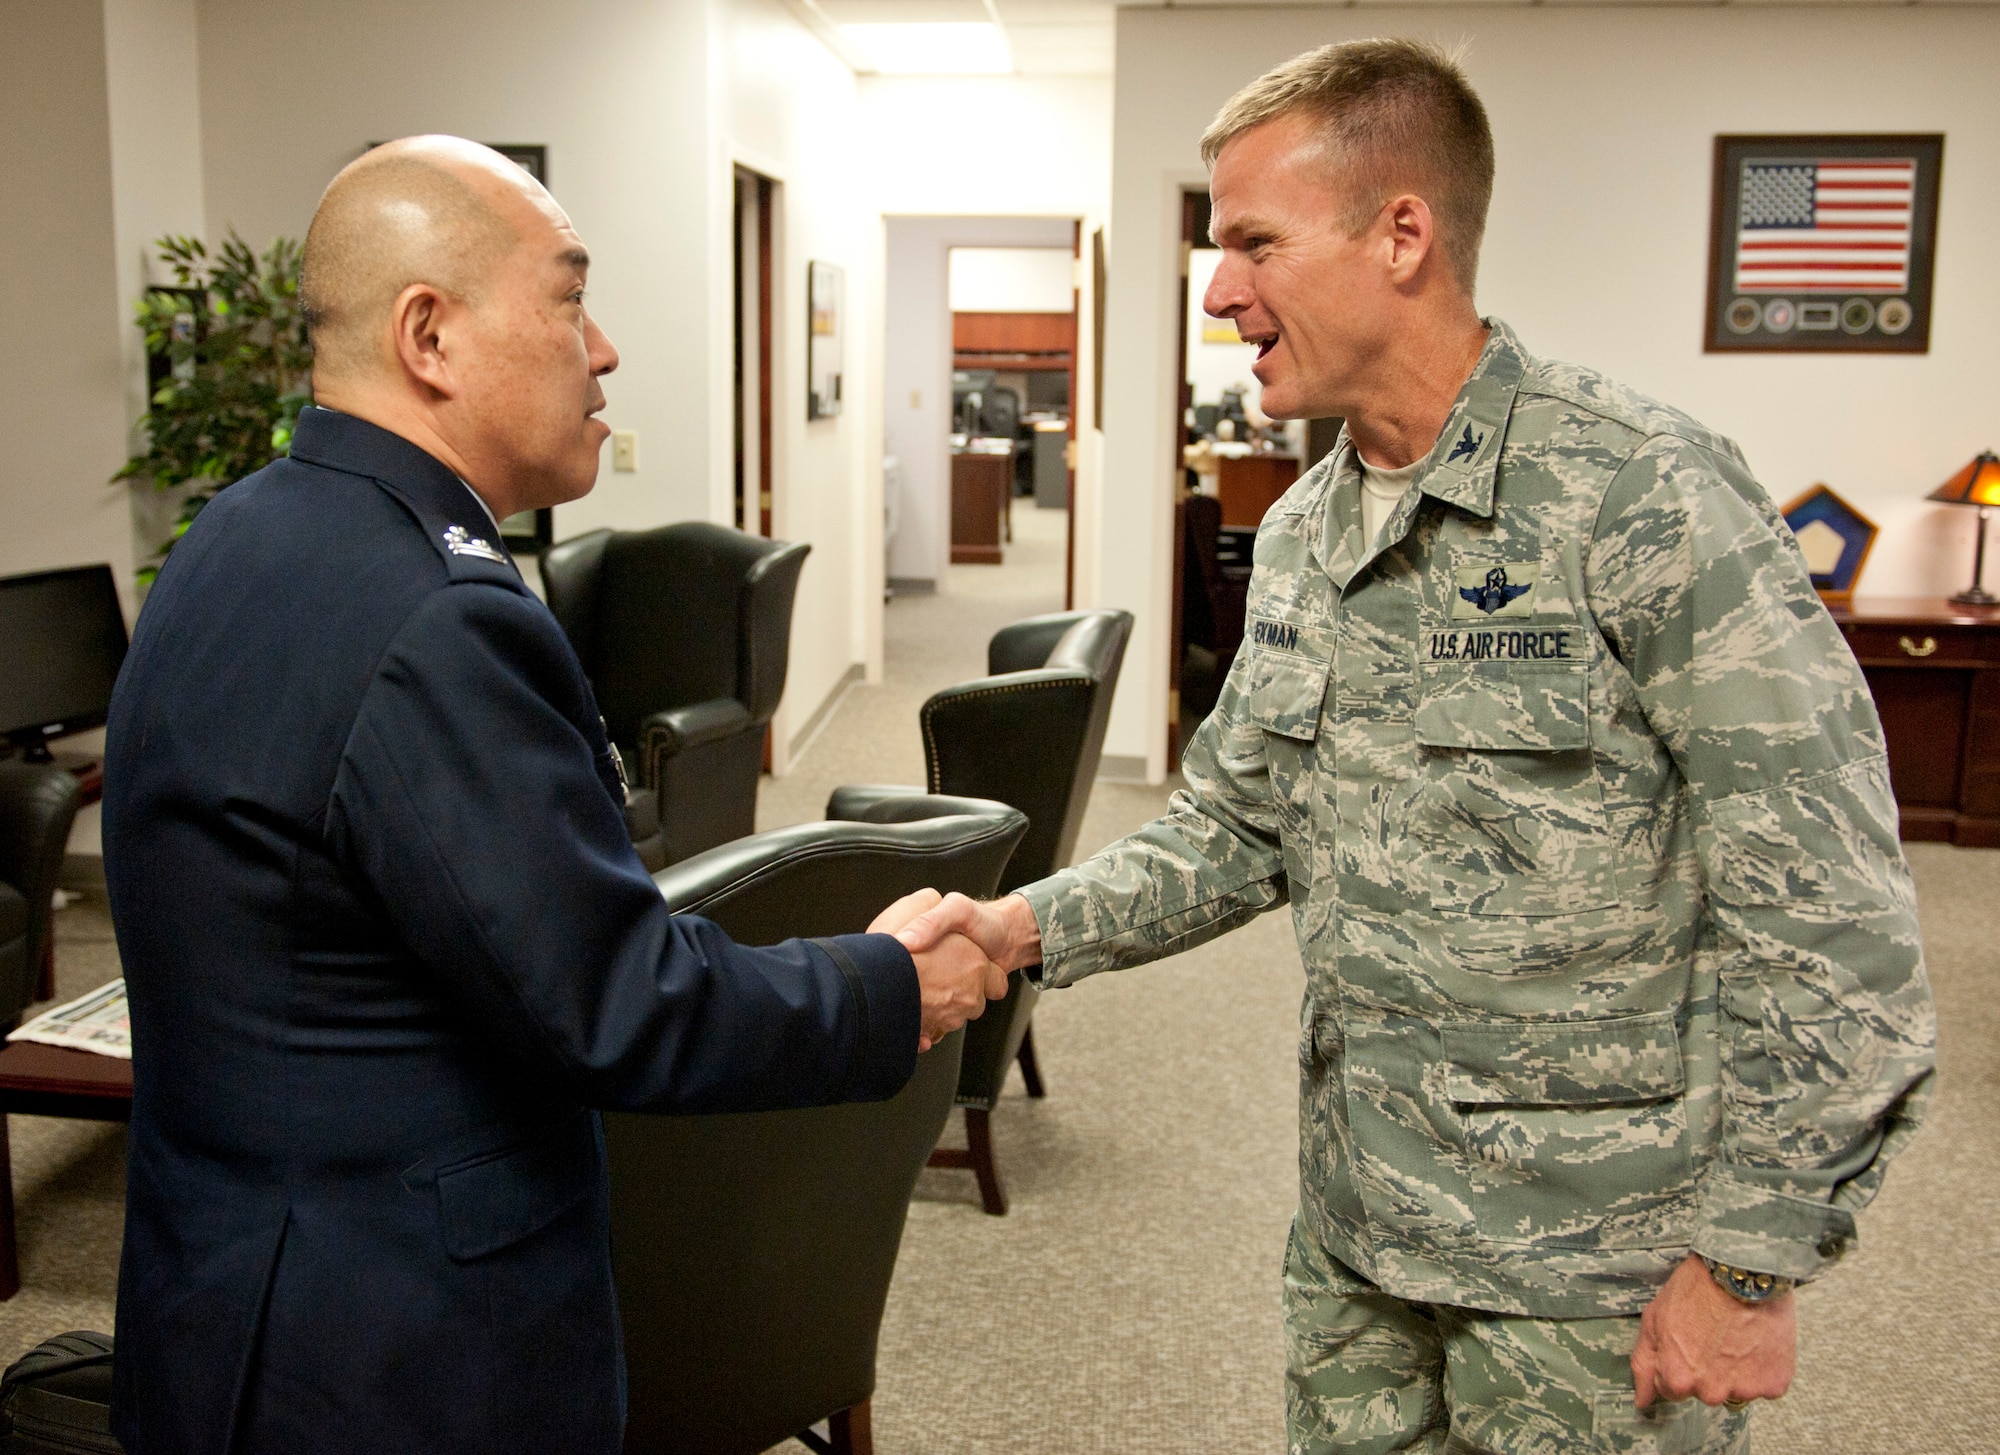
[1928,451,2000,508]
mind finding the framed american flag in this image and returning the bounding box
[1704,134,1944,354]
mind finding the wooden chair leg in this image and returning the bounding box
[925,1108,1008,1215]
[1016,1023,1046,1099]
[829,1399,872,1455]
[0,1115,20,1300]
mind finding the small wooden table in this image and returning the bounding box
[0,1041,132,1298]
[950,446,1015,564]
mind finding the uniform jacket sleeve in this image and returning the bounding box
[1017,640,1289,988]
[1586,433,1937,1282]
[325,580,919,1112]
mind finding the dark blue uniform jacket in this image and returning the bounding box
[101,407,920,1455]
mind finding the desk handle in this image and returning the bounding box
[1899,635,1938,658]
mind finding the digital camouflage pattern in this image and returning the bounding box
[1019,319,1936,1318]
[1283,1221,1748,1454]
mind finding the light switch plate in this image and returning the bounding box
[611,430,639,472]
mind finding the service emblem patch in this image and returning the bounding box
[442,524,510,564]
[1450,562,1539,619]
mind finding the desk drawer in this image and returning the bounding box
[1840,622,2000,665]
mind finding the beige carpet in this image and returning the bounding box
[10,501,1997,1452]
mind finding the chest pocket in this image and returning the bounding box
[1242,627,1330,885]
[1407,661,1620,917]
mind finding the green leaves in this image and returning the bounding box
[116,231,312,580]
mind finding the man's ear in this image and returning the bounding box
[1381,194,1436,286]
[388,282,460,400]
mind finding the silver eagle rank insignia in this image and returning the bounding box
[441,524,510,564]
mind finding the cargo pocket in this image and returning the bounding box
[1409,662,1620,916]
[431,1113,598,1262]
[1445,1012,1693,1250]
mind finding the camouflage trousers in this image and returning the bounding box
[1284,1220,1751,1455]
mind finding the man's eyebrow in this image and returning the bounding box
[559,247,590,272]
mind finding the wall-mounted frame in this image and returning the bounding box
[807,260,844,420]
[486,145,546,186]
[1705,133,1943,354]
[1782,484,1878,607]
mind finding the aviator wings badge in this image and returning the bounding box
[1452,563,1539,619]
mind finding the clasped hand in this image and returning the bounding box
[868,890,1011,1052]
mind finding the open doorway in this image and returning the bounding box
[733,166,775,538]
[882,216,1080,606]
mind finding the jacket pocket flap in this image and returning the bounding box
[1415,662,1589,752]
[433,1114,597,1261]
[1443,1012,1683,1105]
[1245,645,1330,742]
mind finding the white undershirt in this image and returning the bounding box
[1358,455,1423,550]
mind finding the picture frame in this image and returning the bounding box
[1782,484,1878,607]
[807,260,844,420]
[1705,134,1944,354]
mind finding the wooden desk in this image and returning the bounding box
[1217,453,1299,529]
[0,1040,132,1298]
[951,447,1014,565]
[1831,597,2000,845]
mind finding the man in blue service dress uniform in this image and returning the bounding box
[101,137,1006,1455]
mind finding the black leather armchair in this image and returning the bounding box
[610,793,1026,1455]
[0,763,81,1030]
[540,523,810,869]
[828,608,1133,1213]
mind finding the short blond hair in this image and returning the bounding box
[1200,39,1494,292]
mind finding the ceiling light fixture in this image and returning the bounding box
[838,21,1012,76]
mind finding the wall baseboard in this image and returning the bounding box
[786,662,864,769]
[1097,754,1151,784]
[887,577,936,596]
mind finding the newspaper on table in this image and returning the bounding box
[6,978,130,1060]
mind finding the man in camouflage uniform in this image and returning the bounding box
[899,38,1935,1454]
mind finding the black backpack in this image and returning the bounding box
[0,1333,120,1454]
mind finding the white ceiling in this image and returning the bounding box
[807,0,1993,79]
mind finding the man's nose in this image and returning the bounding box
[1203,253,1251,319]
[586,311,620,376]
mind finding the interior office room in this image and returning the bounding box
[0,0,1996,1448]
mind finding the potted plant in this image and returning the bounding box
[115,232,312,584]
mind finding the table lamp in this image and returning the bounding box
[1928,451,2000,605]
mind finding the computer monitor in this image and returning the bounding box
[0,564,129,761]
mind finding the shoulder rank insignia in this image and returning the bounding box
[442,524,510,564]
[1446,422,1484,464]
[1451,562,1539,619]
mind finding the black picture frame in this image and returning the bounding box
[1704,133,1944,354]
[486,145,547,187]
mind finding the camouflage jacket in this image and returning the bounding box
[1020,319,1936,1318]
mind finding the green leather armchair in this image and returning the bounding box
[827,608,1133,1214]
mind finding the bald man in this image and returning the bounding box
[101,137,1003,1455]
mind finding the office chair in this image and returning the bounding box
[541,523,809,869]
[828,609,1133,1213]
[610,793,1028,1455]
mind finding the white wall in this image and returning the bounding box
[949,247,1075,312]
[882,215,1077,586]
[1103,4,2000,780]
[713,0,880,760]
[0,0,136,611]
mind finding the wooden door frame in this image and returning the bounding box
[1167,190,1211,765]
[733,167,776,539]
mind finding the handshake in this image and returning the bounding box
[868,890,1043,1052]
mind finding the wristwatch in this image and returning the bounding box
[1701,1257,1794,1304]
